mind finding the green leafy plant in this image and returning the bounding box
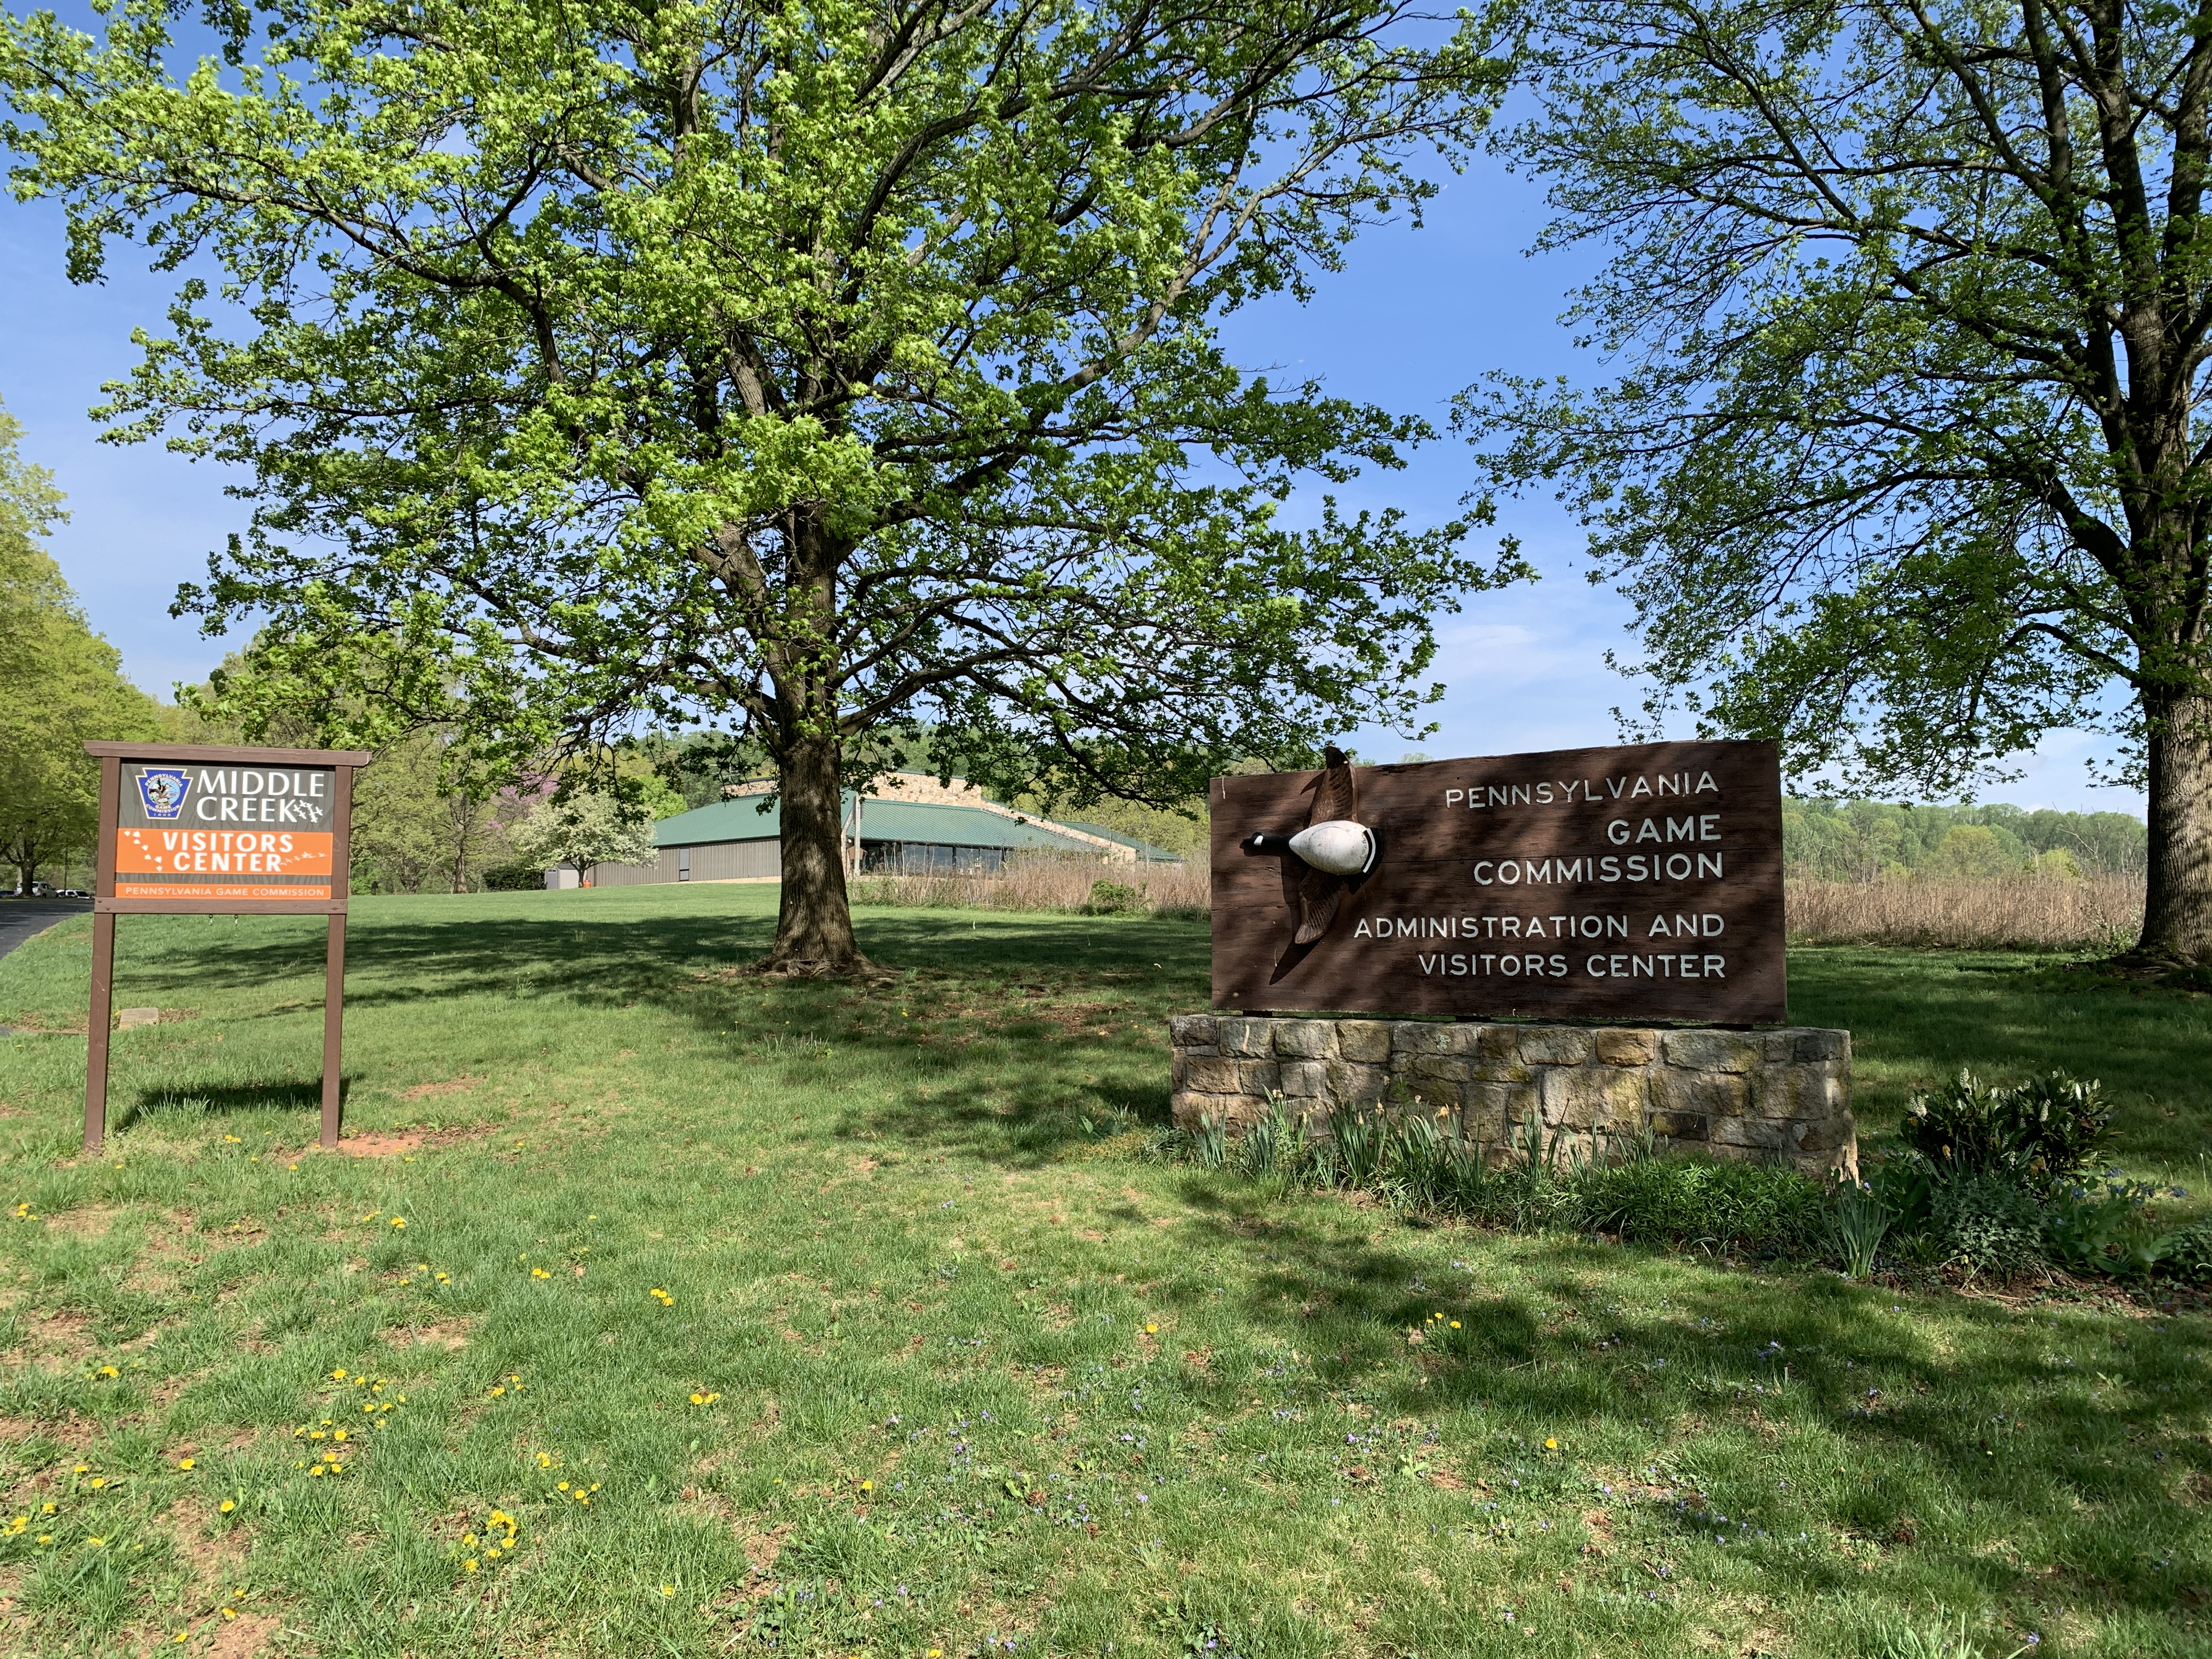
[1827,1181,1894,1278]
[1929,1175,2045,1278]
[1900,1069,2111,1194]
[1084,881,1146,916]
[1190,1114,1229,1171]
[1328,1108,1391,1189]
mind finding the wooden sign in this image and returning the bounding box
[1210,740,1787,1024]
[82,742,370,1153]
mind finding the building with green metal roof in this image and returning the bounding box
[583,777,1158,887]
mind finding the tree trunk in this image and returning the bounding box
[767,728,868,974]
[2138,690,2212,963]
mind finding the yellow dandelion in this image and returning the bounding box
[464,1559,478,1572]
[86,1536,106,1547]
[177,1458,195,1470]
[221,1607,236,1620]
[219,1499,236,1514]
[659,1584,675,1598]
[532,1268,551,1279]
[390,1217,407,1228]
[1543,1437,1559,1451]
[860,1480,873,1492]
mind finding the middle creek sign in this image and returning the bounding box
[1209,740,1787,1024]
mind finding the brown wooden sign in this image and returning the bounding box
[82,742,370,1153]
[1210,740,1787,1024]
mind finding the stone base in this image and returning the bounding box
[1169,1014,1855,1178]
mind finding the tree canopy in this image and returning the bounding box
[2,0,1518,971]
[0,399,158,890]
[1463,0,2212,961]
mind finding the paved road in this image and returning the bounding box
[0,899,92,964]
[0,900,90,1037]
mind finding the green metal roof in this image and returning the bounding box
[653,792,1102,854]
[1057,820,1187,864]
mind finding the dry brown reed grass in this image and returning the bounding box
[850,855,1212,917]
[1785,874,2143,951]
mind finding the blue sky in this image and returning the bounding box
[0,94,2140,815]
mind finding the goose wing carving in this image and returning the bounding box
[1293,746,1358,944]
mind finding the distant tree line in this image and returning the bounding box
[1784,800,2147,883]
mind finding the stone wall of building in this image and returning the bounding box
[1167,1015,1854,1177]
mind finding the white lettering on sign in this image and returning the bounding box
[1447,771,1720,811]
[185,769,330,825]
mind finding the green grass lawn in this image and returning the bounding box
[0,887,2205,1658]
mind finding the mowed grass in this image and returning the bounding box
[0,885,2202,1658]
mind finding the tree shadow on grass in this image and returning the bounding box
[1162,1171,2207,1632]
[112,1079,342,1135]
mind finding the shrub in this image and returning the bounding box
[1082,879,1145,915]
[479,861,544,891]
[1899,1069,2110,1194]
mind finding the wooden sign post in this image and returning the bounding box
[1210,740,1788,1025]
[82,742,370,1154]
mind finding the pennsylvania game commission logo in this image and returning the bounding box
[134,767,191,820]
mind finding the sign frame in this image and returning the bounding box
[1209,740,1788,1025]
[81,741,371,1153]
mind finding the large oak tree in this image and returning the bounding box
[1463,0,2212,962]
[2,0,1517,972]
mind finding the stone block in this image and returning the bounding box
[1710,1115,1798,1152]
[1404,1054,1471,1084]
[1651,1067,1751,1120]
[1519,1026,1594,1066]
[1464,1080,1537,1143]
[1646,1109,1708,1142]
[1278,1059,1332,1098]
[1216,1019,1274,1058]
[1539,1065,1649,1131]
[1235,1060,1281,1097]
[1478,1025,1524,1060]
[1661,1029,1762,1073]
[1595,1028,1658,1066]
[1795,1028,1850,1064]
[1172,1091,1251,1130]
[1273,1021,1339,1060]
[1169,1014,1217,1049]
[1180,1056,1243,1094]
[1337,1020,1394,1063]
[1390,1021,1453,1055]
[1762,1030,1798,1064]
[1796,1114,1858,1154]
[1329,1060,1392,1106]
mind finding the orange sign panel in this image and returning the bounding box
[110,828,336,901]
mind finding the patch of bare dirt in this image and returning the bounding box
[398,1075,485,1102]
[11,1310,95,1362]
[379,1319,474,1351]
[167,1494,248,1588]
[208,1611,280,1658]
[322,1124,496,1158]
[46,1205,123,1239]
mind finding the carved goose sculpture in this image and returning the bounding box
[1242,746,1377,943]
